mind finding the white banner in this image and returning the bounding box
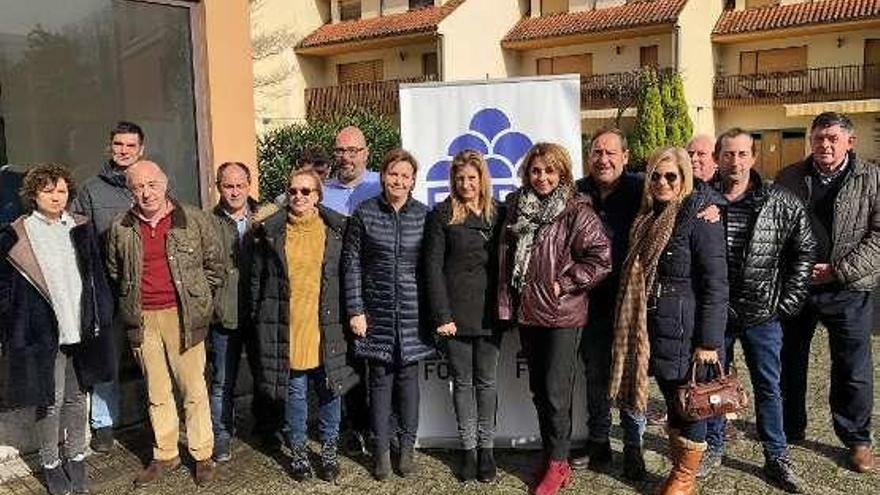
[399,76,586,448]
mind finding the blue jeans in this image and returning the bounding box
[707,318,787,459]
[581,313,646,448]
[286,368,341,447]
[209,327,243,444]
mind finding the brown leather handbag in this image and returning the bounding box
[675,362,749,421]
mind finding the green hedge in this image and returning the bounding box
[256,109,400,202]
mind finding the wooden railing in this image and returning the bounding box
[714,64,880,107]
[580,68,673,110]
[305,76,435,118]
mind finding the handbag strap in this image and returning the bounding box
[689,360,727,384]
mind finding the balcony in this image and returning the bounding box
[714,64,880,108]
[305,76,435,118]
[580,69,673,110]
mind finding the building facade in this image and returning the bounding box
[253,0,879,169]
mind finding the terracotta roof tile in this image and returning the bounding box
[297,0,464,50]
[714,0,880,36]
[502,0,687,45]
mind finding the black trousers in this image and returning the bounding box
[344,355,371,434]
[446,334,502,450]
[519,326,582,461]
[780,289,874,446]
[368,360,420,453]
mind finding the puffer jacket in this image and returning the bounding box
[248,206,358,400]
[343,195,435,365]
[776,152,880,291]
[497,190,612,328]
[106,201,225,350]
[0,214,116,408]
[210,198,277,330]
[714,171,816,330]
[648,189,729,381]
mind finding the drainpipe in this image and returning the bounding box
[673,23,681,72]
[437,33,445,81]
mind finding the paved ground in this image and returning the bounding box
[1,329,878,495]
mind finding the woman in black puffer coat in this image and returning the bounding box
[609,147,728,495]
[343,148,434,481]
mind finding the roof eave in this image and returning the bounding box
[712,17,880,44]
[295,30,438,56]
[502,23,675,51]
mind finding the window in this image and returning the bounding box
[541,0,568,16]
[339,0,361,21]
[740,46,807,74]
[422,52,438,79]
[337,60,384,84]
[536,54,592,77]
[640,45,659,67]
[0,0,201,203]
[409,0,434,10]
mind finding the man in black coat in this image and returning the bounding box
[777,112,880,473]
[571,127,647,479]
[701,128,816,494]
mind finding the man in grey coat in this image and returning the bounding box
[777,112,880,473]
[70,121,144,453]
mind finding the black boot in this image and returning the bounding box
[398,446,416,477]
[289,444,312,482]
[460,449,477,482]
[477,448,497,483]
[374,449,392,481]
[43,464,71,495]
[622,445,646,481]
[63,459,89,494]
[318,440,339,482]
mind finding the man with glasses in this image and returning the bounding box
[323,126,381,215]
[777,112,880,473]
[71,121,145,453]
[699,128,815,493]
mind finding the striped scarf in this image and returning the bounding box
[608,200,681,413]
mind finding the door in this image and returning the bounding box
[640,45,659,68]
[865,39,880,90]
[781,133,806,169]
[759,130,782,178]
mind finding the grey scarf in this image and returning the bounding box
[510,184,571,291]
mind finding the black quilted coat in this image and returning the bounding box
[648,187,729,381]
[714,171,816,330]
[776,152,880,291]
[247,206,358,401]
[343,195,435,365]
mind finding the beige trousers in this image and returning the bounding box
[133,308,213,461]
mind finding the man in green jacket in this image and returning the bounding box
[777,112,880,474]
[107,160,224,486]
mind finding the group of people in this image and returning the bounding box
[0,111,876,495]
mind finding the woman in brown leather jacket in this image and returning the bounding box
[497,142,611,495]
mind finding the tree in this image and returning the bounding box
[629,68,666,169]
[661,71,693,147]
[257,109,400,202]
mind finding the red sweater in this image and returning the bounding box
[139,215,178,310]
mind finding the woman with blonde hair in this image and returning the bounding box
[609,146,728,495]
[497,143,611,495]
[425,149,505,482]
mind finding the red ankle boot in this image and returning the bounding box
[534,459,572,495]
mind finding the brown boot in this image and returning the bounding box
[657,436,706,495]
[195,459,217,485]
[133,457,181,487]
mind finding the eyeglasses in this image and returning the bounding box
[334,147,364,156]
[650,171,679,183]
[287,187,315,197]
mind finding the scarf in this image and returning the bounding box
[510,184,571,291]
[608,200,681,413]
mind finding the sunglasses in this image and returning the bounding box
[650,171,679,183]
[287,187,315,197]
